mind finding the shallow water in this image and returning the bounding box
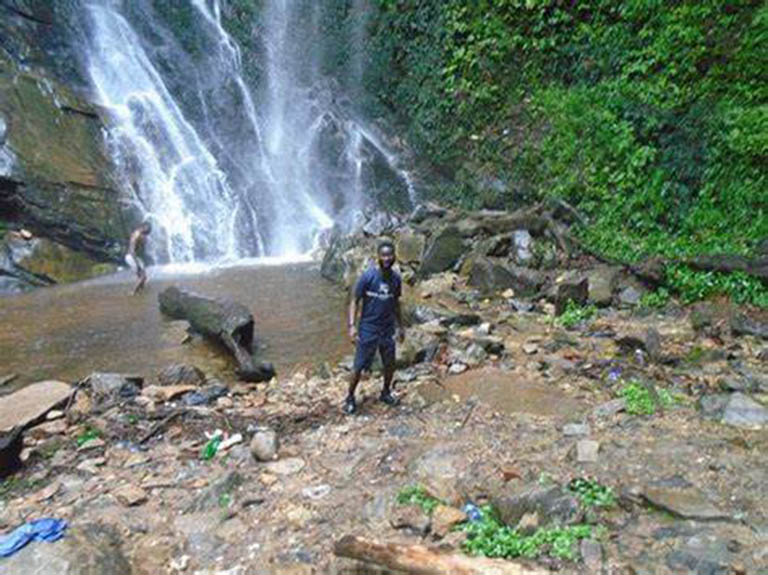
[0,262,349,387]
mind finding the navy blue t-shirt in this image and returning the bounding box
[355,266,402,338]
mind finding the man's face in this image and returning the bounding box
[378,246,395,270]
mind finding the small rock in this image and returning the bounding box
[516,511,539,535]
[77,457,106,474]
[142,384,196,403]
[113,484,148,507]
[29,419,67,439]
[448,363,468,375]
[555,277,588,316]
[575,439,599,463]
[265,457,305,475]
[563,423,590,437]
[46,410,64,421]
[86,373,142,401]
[642,486,729,520]
[157,364,205,387]
[592,398,627,418]
[302,485,331,500]
[731,314,768,339]
[510,299,534,312]
[618,285,642,307]
[390,505,430,536]
[522,343,538,355]
[260,473,278,486]
[250,428,278,461]
[78,437,106,451]
[721,393,768,428]
[580,539,603,572]
[431,505,467,539]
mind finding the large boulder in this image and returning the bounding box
[419,226,465,276]
[468,257,545,296]
[0,523,131,575]
[395,230,426,264]
[493,484,582,527]
[586,266,620,307]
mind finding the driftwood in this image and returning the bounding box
[334,535,548,575]
[158,287,275,382]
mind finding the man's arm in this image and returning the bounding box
[395,299,405,342]
[127,229,139,256]
[348,296,360,343]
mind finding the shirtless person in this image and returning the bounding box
[126,222,151,295]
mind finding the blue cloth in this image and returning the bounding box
[354,266,402,338]
[353,333,396,373]
[0,518,68,558]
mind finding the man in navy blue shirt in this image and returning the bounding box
[345,240,405,414]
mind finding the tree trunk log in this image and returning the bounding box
[333,535,548,575]
[158,287,275,382]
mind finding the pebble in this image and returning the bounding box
[250,428,278,461]
[575,439,600,463]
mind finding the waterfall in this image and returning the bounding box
[80,0,416,265]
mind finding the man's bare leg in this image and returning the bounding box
[380,356,399,406]
[344,370,362,414]
[133,270,147,295]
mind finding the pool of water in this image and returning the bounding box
[0,262,350,387]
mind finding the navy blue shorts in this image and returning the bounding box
[353,333,396,373]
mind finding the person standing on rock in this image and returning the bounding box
[345,240,405,414]
[126,221,151,295]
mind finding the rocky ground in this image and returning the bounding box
[1,204,767,575]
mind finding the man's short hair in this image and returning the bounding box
[377,240,395,254]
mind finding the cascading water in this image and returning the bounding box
[80,0,416,265]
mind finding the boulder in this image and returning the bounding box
[554,277,588,316]
[642,486,729,521]
[511,230,534,265]
[431,505,467,539]
[390,505,430,536]
[0,523,131,575]
[586,266,619,307]
[493,484,582,527]
[157,364,205,387]
[409,202,448,224]
[395,230,426,264]
[419,226,465,276]
[617,285,643,307]
[86,373,142,401]
[468,257,545,296]
[0,380,73,432]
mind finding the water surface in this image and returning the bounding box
[0,263,349,387]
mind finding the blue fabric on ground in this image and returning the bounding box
[0,518,68,558]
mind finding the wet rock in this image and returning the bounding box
[494,484,582,527]
[731,314,768,339]
[431,505,467,539]
[113,484,148,507]
[587,265,619,307]
[554,276,588,316]
[721,393,768,428]
[0,523,131,575]
[390,505,430,536]
[157,364,205,387]
[419,226,465,276]
[642,486,729,521]
[250,428,279,461]
[86,373,142,401]
[395,230,425,264]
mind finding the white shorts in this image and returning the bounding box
[125,254,145,273]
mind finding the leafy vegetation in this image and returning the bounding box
[75,426,102,447]
[396,485,442,514]
[619,381,675,415]
[567,477,616,509]
[555,300,597,328]
[365,1,768,306]
[461,505,592,561]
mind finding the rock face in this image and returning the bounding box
[419,226,465,276]
[0,523,131,575]
[0,55,129,268]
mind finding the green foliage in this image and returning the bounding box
[619,381,675,416]
[75,427,101,447]
[567,478,616,509]
[555,301,597,329]
[461,505,592,561]
[666,266,768,307]
[396,485,442,514]
[639,287,671,310]
[366,1,768,306]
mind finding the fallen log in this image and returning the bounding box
[686,254,768,284]
[333,535,548,575]
[158,287,275,382]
